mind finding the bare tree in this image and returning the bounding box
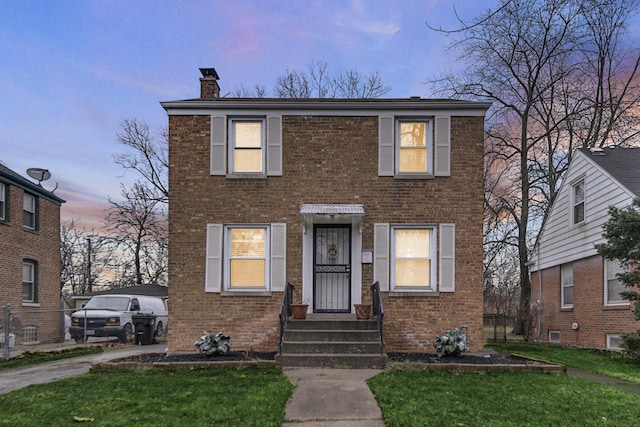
[104,181,167,286]
[60,219,118,293]
[431,0,640,332]
[114,119,169,204]
[273,60,391,98]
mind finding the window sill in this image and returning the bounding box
[225,173,267,179]
[603,303,630,310]
[221,291,272,297]
[560,307,573,312]
[22,227,39,234]
[389,290,439,297]
[22,302,40,307]
[393,174,435,180]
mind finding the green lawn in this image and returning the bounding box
[0,366,293,427]
[0,347,103,370]
[486,342,640,384]
[369,370,640,427]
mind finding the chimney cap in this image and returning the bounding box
[200,68,220,79]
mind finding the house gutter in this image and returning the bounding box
[161,98,492,116]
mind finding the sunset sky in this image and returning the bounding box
[0,0,586,228]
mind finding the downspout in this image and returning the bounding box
[537,248,542,338]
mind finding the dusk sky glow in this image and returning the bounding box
[0,0,547,227]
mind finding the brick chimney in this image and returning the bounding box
[199,68,220,98]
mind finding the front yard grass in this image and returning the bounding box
[368,370,640,427]
[0,346,103,370]
[0,366,293,426]
[486,342,640,384]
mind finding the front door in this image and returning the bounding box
[313,225,351,312]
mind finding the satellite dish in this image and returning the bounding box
[26,168,51,184]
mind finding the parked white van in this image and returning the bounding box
[69,295,168,343]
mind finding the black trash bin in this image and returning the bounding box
[132,313,156,345]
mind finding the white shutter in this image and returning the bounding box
[205,224,223,292]
[374,223,390,291]
[439,223,455,292]
[267,116,282,176]
[378,116,394,176]
[270,223,286,291]
[434,116,451,176]
[210,115,226,175]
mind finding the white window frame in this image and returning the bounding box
[23,193,36,230]
[0,182,6,221]
[606,334,624,350]
[22,260,37,303]
[228,118,266,175]
[605,258,629,306]
[223,225,270,292]
[548,330,561,343]
[390,225,437,292]
[395,119,433,176]
[561,263,573,308]
[571,180,585,225]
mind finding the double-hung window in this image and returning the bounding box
[23,193,37,230]
[0,182,6,221]
[605,258,628,305]
[22,260,37,303]
[230,119,265,174]
[391,226,437,290]
[226,226,268,289]
[561,263,573,308]
[397,121,432,174]
[378,116,450,178]
[205,223,286,293]
[572,180,585,225]
[210,115,282,177]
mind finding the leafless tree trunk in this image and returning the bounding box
[105,182,167,286]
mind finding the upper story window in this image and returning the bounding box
[230,119,265,174]
[378,116,450,178]
[397,121,432,174]
[572,180,585,225]
[22,260,38,303]
[561,263,573,308]
[23,193,37,230]
[0,182,6,221]
[605,258,629,305]
[210,115,282,177]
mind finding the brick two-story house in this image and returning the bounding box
[162,69,489,355]
[0,164,65,346]
[529,147,640,350]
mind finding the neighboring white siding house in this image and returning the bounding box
[530,149,637,271]
[529,147,640,349]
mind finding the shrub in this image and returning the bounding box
[433,328,469,358]
[194,332,231,356]
[621,330,640,363]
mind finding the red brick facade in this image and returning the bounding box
[165,100,487,354]
[0,167,64,345]
[532,255,637,349]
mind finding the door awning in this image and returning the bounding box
[300,204,365,216]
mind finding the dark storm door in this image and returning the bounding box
[313,225,351,312]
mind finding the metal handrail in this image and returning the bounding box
[371,281,385,354]
[278,282,294,354]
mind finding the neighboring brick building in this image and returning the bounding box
[0,164,65,345]
[162,68,489,354]
[530,148,640,350]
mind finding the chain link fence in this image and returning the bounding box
[483,313,516,342]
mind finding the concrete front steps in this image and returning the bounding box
[276,315,387,368]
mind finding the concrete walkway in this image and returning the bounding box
[282,368,386,427]
[0,344,166,395]
[566,367,640,395]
